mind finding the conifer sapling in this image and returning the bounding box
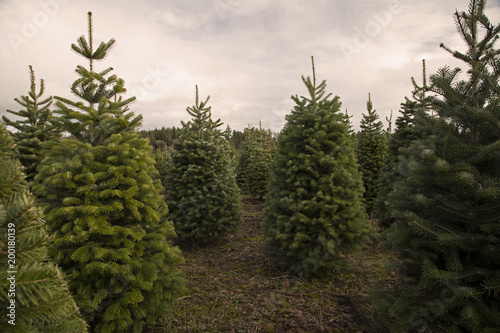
[165,86,242,245]
[357,93,387,217]
[263,57,371,277]
[34,12,184,333]
[2,66,58,182]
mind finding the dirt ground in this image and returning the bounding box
[150,196,396,333]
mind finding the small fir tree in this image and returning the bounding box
[2,65,58,182]
[165,86,242,245]
[262,57,371,277]
[151,144,172,190]
[376,1,500,331]
[236,124,274,199]
[357,93,388,217]
[0,121,88,333]
[33,12,184,332]
[229,129,246,151]
[235,128,252,190]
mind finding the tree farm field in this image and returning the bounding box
[150,196,397,333]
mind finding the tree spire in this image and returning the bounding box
[311,55,316,87]
[88,11,93,71]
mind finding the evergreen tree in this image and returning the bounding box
[229,129,246,151]
[33,12,184,332]
[244,128,274,200]
[374,99,420,228]
[375,61,430,229]
[2,65,58,182]
[357,93,388,217]
[262,57,371,277]
[0,121,88,333]
[377,1,500,331]
[153,145,171,189]
[235,127,252,191]
[165,86,242,245]
[385,110,393,137]
[236,124,274,199]
[343,109,356,137]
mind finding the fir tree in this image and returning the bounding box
[2,65,58,182]
[244,129,274,200]
[357,93,388,217]
[229,129,246,151]
[165,86,242,245]
[33,12,184,332]
[386,99,420,167]
[375,61,430,229]
[377,1,500,331]
[262,57,371,277]
[385,110,393,136]
[374,99,420,228]
[152,145,171,189]
[0,121,88,333]
[235,128,252,191]
[236,123,274,199]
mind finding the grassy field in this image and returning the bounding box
[149,196,397,333]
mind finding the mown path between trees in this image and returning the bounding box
[150,196,396,333]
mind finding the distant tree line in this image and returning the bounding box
[140,124,277,153]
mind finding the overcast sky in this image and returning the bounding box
[1,0,500,133]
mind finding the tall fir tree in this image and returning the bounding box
[33,12,184,332]
[375,60,430,229]
[374,98,420,228]
[2,66,58,182]
[357,93,388,217]
[262,57,371,277]
[164,86,242,245]
[0,121,88,333]
[376,1,500,331]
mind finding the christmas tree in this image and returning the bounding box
[236,124,274,199]
[2,66,58,182]
[377,1,500,331]
[33,12,184,332]
[0,121,88,333]
[262,57,371,277]
[165,86,242,245]
[152,145,171,188]
[375,60,430,229]
[375,98,421,228]
[356,93,387,217]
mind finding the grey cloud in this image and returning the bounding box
[2,0,500,133]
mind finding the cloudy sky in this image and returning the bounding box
[1,0,500,133]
